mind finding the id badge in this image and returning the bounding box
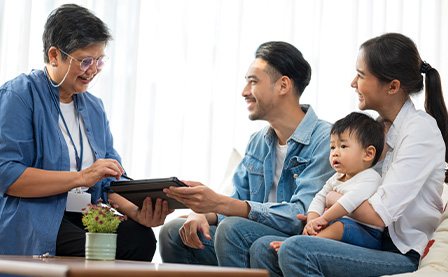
[66,191,91,213]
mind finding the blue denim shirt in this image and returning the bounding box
[0,69,121,255]
[218,105,334,235]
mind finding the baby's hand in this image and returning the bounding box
[302,216,330,236]
[302,220,320,236]
[270,241,284,253]
[311,216,330,232]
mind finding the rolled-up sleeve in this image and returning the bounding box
[246,200,307,235]
[0,88,33,195]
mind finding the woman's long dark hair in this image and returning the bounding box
[361,33,448,183]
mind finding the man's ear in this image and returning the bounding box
[363,145,376,162]
[278,76,292,96]
[388,79,401,95]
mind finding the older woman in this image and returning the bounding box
[0,4,171,261]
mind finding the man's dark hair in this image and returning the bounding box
[331,112,385,166]
[255,41,311,98]
[43,4,112,62]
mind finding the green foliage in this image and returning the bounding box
[82,199,127,233]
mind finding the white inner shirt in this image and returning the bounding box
[59,101,95,192]
[268,141,288,202]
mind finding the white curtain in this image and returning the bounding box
[1,0,447,191]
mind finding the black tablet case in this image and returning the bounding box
[110,177,188,209]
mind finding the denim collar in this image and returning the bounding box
[264,104,318,146]
[34,69,60,98]
[386,99,415,150]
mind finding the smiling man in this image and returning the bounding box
[159,41,334,268]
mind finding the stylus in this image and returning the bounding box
[121,174,134,181]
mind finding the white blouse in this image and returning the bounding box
[369,100,445,255]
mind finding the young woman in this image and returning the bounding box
[249,33,448,276]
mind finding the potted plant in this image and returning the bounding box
[82,199,127,260]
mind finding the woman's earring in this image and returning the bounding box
[51,62,56,67]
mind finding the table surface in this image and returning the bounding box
[0,255,269,277]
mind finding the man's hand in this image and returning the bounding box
[163,181,222,214]
[134,197,174,227]
[296,214,307,222]
[179,213,211,249]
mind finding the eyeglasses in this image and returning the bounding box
[59,49,109,71]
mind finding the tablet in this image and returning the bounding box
[110,177,188,209]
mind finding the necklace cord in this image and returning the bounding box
[44,67,84,171]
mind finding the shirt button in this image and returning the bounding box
[293,174,298,178]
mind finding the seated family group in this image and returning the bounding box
[0,4,447,277]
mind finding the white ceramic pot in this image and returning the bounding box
[85,232,117,260]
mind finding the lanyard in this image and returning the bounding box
[44,67,84,171]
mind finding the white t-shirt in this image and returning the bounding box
[59,101,95,192]
[308,168,383,230]
[268,142,288,202]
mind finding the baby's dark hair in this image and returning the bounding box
[331,112,385,166]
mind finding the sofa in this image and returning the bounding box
[388,188,448,276]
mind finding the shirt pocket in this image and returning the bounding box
[242,154,264,195]
[287,156,310,185]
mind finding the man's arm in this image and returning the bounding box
[163,181,251,217]
[167,128,333,235]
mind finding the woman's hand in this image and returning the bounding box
[134,197,174,227]
[79,159,124,187]
[108,193,174,228]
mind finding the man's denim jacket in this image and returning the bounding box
[217,105,334,235]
